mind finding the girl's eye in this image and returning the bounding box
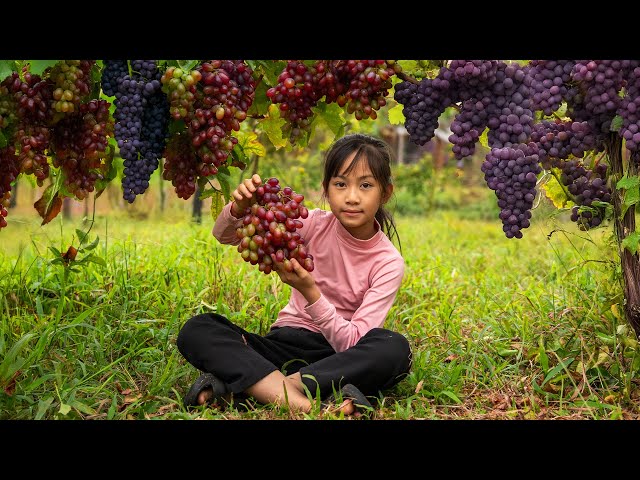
[362,182,372,189]
[334,181,345,187]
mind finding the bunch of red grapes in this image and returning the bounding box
[236,177,314,275]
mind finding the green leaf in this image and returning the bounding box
[83,235,100,252]
[58,402,72,416]
[622,231,640,254]
[0,333,34,380]
[247,81,270,117]
[610,114,623,132]
[622,186,640,218]
[397,60,418,74]
[75,229,89,246]
[261,104,288,149]
[83,254,106,267]
[235,130,266,157]
[618,175,640,218]
[541,170,572,209]
[478,127,490,149]
[35,397,54,420]
[68,399,96,416]
[541,357,574,386]
[312,102,345,137]
[538,342,549,374]
[0,130,8,148]
[0,60,15,82]
[440,390,462,404]
[177,60,199,72]
[249,60,287,87]
[216,166,232,202]
[616,175,640,190]
[210,189,225,221]
[107,393,117,420]
[28,60,59,76]
[388,103,405,125]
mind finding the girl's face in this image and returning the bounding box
[325,152,392,240]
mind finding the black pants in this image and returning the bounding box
[177,313,412,399]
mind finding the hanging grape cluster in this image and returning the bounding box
[267,60,401,142]
[393,59,640,237]
[101,60,170,203]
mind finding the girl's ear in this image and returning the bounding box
[382,184,394,204]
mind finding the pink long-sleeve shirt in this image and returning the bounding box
[212,201,405,352]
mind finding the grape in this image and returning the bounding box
[188,60,256,176]
[0,146,21,229]
[235,177,313,274]
[49,99,114,200]
[269,60,401,142]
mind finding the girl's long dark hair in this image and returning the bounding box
[321,133,402,254]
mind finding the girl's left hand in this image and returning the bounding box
[273,258,318,302]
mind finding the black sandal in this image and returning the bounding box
[321,384,374,418]
[183,373,229,409]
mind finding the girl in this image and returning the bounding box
[177,133,412,417]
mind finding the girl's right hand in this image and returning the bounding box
[230,174,262,218]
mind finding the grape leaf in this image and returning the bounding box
[209,189,225,221]
[541,170,572,208]
[235,130,266,157]
[622,231,640,255]
[0,60,15,81]
[248,60,287,87]
[260,104,288,149]
[311,102,345,137]
[34,187,63,225]
[616,174,640,218]
[398,60,418,75]
[479,127,490,149]
[247,81,270,117]
[0,130,7,148]
[388,103,405,125]
[216,165,232,202]
[177,60,199,72]
[616,174,639,190]
[27,60,59,76]
[610,114,623,132]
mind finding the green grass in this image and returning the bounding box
[1,209,639,420]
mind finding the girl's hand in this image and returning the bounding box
[273,258,320,305]
[230,174,262,218]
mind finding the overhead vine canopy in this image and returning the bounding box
[0,60,638,242]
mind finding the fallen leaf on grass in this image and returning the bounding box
[124,394,142,405]
[3,370,21,396]
[414,380,424,394]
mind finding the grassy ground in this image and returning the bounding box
[1,208,639,420]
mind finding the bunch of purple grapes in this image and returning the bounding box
[162,132,199,200]
[1,71,53,185]
[49,99,114,200]
[481,144,541,238]
[236,177,314,275]
[0,146,21,229]
[188,60,256,177]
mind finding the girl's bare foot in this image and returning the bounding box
[197,386,232,407]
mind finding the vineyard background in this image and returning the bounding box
[3,59,640,421]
